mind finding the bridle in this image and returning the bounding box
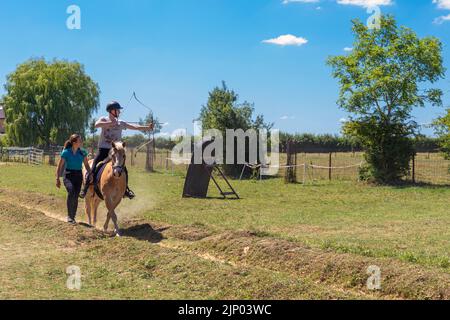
[112,151,126,177]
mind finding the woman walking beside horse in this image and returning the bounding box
[56,134,92,224]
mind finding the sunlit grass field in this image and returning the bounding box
[1,163,449,272]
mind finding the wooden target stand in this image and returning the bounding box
[182,138,239,200]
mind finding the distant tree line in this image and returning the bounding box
[79,132,442,154]
[280,133,440,153]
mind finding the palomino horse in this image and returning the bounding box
[83,141,127,236]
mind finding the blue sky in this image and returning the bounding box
[0,0,450,136]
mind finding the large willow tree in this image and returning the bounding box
[328,16,445,184]
[3,58,100,147]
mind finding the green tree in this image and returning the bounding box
[435,110,450,159]
[88,118,97,151]
[2,58,100,147]
[199,82,271,176]
[328,16,445,184]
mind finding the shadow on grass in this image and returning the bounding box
[120,223,168,243]
[387,181,450,189]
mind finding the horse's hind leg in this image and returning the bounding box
[92,197,100,227]
[85,198,92,226]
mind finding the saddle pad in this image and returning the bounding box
[94,162,108,200]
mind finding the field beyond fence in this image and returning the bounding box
[1,147,450,185]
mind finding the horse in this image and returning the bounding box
[83,141,127,236]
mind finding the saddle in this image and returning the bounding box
[91,159,111,201]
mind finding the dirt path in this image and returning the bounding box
[0,189,448,300]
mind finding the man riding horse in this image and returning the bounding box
[80,101,153,199]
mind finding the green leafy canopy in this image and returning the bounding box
[3,58,100,147]
[327,15,445,183]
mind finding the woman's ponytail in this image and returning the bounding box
[64,134,81,150]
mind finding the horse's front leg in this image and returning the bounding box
[110,210,121,237]
[103,211,111,232]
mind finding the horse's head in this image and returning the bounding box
[110,141,127,178]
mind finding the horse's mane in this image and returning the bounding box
[108,142,126,157]
[95,142,126,171]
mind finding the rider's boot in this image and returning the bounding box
[123,166,135,200]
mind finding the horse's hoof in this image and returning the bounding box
[115,230,122,237]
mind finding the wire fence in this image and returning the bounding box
[0,147,44,165]
[1,147,449,185]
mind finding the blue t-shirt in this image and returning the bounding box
[61,148,87,171]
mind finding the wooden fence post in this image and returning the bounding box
[328,152,332,181]
[166,150,169,170]
[130,148,134,166]
[412,154,416,184]
[285,140,297,183]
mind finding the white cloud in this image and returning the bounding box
[337,0,393,8]
[282,0,394,7]
[434,13,450,24]
[433,0,450,10]
[280,115,296,120]
[344,47,353,51]
[339,118,349,123]
[262,34,308,46]
[433,1,450,24]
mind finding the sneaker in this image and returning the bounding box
[124,188,136,200]
[67,217,77,225]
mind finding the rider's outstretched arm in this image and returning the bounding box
[124,122,154,132]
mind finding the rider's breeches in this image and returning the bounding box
[64,170,83,219]
[91,148,111,175]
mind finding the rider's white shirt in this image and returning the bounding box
[98,117,128,149]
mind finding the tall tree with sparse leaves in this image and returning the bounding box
[140,112,162,172]
[3,58,100,147]
[328,15,445,184]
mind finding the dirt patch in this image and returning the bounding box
[0,201,107,246]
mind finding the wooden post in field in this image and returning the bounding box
[285,140,297,184]
[412,154,416,184]
[146,140,155,172]
[329,152,332,181]
[166,150,169,170]
[130,148,134,166]
[48,147,56,166]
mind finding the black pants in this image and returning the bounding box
[64,171,83,219]
[92,148,111,174]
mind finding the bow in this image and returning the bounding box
[128,92,158,158]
